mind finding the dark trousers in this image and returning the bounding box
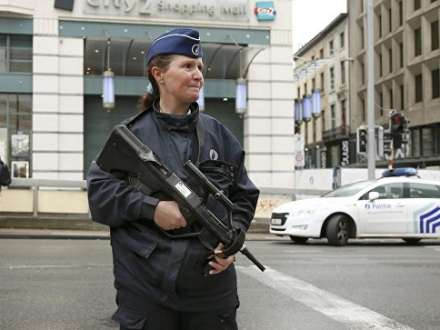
[119,304,238,330]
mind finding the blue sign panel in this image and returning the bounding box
[255,1,276,21]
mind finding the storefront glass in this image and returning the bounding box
[0,34,32,73]
[0,94,32,173]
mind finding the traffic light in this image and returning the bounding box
[390,112,406,149]
[357,127,368,154]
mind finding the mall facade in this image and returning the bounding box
[0,0,295,188]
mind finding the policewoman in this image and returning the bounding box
[87,28,259,330]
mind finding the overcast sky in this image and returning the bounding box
[292,0,347,52]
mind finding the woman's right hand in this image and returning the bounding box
[153,201,188,230]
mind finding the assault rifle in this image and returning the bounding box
[96,124,265,272]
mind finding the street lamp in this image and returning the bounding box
[294,99,303,124]
[102,39,115,111]
[235,78,247,117]
[302,95,312,122]
[311,89,321,117]
[103,70,114,111]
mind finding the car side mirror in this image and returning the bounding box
[369,191,380,201]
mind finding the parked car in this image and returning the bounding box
[270,168,440,246]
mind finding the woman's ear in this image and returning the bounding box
[150,66,163,84]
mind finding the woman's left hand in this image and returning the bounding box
[208,244,236,275]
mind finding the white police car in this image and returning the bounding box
[270,168,440,246]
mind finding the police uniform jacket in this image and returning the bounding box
[87,102,259,326]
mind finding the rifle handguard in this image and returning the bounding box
[223,227,245,256]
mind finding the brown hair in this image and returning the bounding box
[138,55,174,112]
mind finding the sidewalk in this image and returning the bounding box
[0,228,288,241]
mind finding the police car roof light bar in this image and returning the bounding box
[382,167,418,178]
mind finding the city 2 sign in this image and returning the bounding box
[84,0,249,22]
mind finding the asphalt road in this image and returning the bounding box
[1,238,439,330]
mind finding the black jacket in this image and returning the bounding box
[87,104,259,325]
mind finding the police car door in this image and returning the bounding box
[405,182,440,237]
[356,182,408,235]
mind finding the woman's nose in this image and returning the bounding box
[194,68,204,80]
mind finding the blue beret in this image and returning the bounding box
[146,28,203,64]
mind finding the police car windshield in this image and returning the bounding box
[322,180,375,197]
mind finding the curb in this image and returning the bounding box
[0,217,272,233]
[0,228,287,241]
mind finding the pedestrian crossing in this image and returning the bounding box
[237,266,414,330]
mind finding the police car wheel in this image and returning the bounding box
[289,236,308,244]
[326,215,350,246]
[402,238,421,245]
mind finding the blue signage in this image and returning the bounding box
[255,1,276,21]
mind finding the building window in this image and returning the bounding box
[388,8,392,33]
[304,83,308,96]
[379,92,384,116]
[414,0,421,11]
[0,94,32,169]
[432,20,439,51]
[361,61,365,84]
[388,48,393,73]
[415,73,423,103]
[432,69,440,99]
[341,100,346,128]
[400,84,405,110]
[399,1,403,27]
[0,34,33,73]
[361,98,366,122]
[305,122,308,145]
[330,104,336,130]
[312,78,316,91]
[340,61,346,84]
[361,26,365,49]
[312,118,316,143]
[322,109,326,134]
[379,53,383,77]
[399,42,404,68]
[320,72,325,92]
[422,128,434,157]
[319,48,324,59]
[330,67,335,90]
[329,40,334,55]
[340,32,345,49]
[412,129,421,157]
[297,87,301,99]
[378,14,382,38]
[389,88,394,109]
[414,27,422,56]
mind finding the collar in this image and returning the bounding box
[152,100,199,132]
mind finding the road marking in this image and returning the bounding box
[237,266,414,330]
[424,246,440,252]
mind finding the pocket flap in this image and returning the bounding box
[132,241,157,259]
[113,307,147,329]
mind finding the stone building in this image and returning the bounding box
[293,13,350,168]
[348,0,440,168]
